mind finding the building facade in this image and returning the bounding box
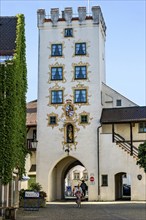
[25,6,146,201]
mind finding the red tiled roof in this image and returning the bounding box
[26,100,37,126]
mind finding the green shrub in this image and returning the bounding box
[29,182,42,191]
[19,183,47,199]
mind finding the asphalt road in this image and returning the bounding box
[16,201,146,220]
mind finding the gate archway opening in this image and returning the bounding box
[48,156,88,201]
[115,172,131,201]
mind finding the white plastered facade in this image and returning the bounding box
[34,6,146,201]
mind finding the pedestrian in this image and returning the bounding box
[80,180,87,197]
[74,184,83,208]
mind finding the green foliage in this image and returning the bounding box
[137,142,146,173]
[28,175,36,188]
[29,182,42,192]
[0,14,27,184]
[19,182,47,199]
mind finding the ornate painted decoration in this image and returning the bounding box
[71,61,90,82]
[47,112,59,128]
[48,62,66,84]
[65,99,74,118]
[71,83,90,107]
[72,39,90,58]
[47,83,65,109]
[59,100,79,150]
[48,41,65,60]
[78,111,93,128]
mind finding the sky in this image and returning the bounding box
[1,0,146,106]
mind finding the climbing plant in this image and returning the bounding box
[0,14,27,184]
[137,141,146,173]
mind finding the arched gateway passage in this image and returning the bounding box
[48,156,87,201]
[115,172,131,201]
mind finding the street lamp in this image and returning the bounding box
[31,139,38,149]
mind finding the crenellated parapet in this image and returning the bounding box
[78,7,87,24]
[92,6,106,33]
[51,8,59,26]
[64,7,73,25]
[37,6,106,34]
[37,9,45,27]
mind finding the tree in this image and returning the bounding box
[137,142,146,173]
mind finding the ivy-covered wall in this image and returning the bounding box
[0,14,27,184]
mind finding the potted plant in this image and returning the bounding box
[19,183,47,208]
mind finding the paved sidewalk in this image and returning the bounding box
[16,201,146,220]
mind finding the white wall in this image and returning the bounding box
[102,83,137,108]
[100,133,146,200]
[37,14,106,201]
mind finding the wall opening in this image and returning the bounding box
[48,157,88,201]
[115,172,131,201]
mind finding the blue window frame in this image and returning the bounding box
[51,44,62,56]
[74,89,87,103]
[64,28,73,37]
[51,90,63,104]
[75,43,86,55]
[75,66,87,79]
[51,67,63,80]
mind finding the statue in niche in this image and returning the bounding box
[67,124,74,143]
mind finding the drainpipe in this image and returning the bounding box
[130,122,133,155]
[97,125,102,197]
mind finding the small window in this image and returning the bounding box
[51,67,63,80]
[51,90,63,104]
[74,89,87,103]
[83,173,88,181]
[50,116,56,125]
[74,172,80,180]
[116,99,122,106]
[64,28,73,37]
[102,175,108,186]
[51,44,62,56]
[75,66,87,79]
[139,122,146,133]
[75,43,86,55]
[81,115,88,123]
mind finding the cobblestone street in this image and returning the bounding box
[16,201,146,220]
